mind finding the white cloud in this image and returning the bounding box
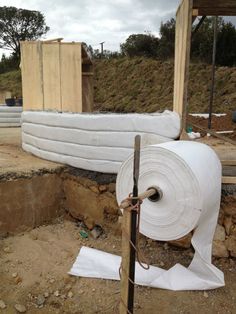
[1,0,236,58]
[0,0,179,56]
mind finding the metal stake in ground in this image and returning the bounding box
[120,135,141,314]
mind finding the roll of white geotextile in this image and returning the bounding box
[0,106,22,127]
[21,110,180,173]
[70,141,225,290]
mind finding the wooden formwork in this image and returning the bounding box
[173,0,236,126]
[0,91,12,104]
[20,40,93,113]
[174,0,236,183]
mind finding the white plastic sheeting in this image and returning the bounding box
[21,110,180,173]
[0,106,22,127]
[70,141,224,290]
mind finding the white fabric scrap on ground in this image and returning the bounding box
[189,113,226,118]
[70,141,224,290]
[187,131,201,139]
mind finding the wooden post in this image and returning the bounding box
[173,0,193,137]
[208,16,218,129]
[120,135,141,314]
[120,207,132,314]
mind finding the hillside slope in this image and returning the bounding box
[94,57,236,113]
[0,58,235,113]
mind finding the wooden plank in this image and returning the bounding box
[0,91,11,103]
[193,0,236,8]
[223,166,236,177]
[60,43,82,113]
[120,208,131,314]
[221,160,236,166]
[222,176,236,184]
[82,72,94,76]
[193,0,236,15]
[82,74,93,112]
[173,0,193,132]
[20,41,44,111]
[43,38,63,42]
[197,8,236,16]
[42,43,61,111]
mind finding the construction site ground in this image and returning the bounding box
[0,220,235,314]
[0,126,235,313]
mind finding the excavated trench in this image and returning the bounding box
[0,128,235,258]
[0,166,118,237]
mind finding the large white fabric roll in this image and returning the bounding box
[21,110,180,173]
[0,106,22,127]
[70,141,224,290]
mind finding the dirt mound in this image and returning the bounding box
[94,57,236,113]
[0,58,236,114]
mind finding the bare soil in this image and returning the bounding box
[0,219,235,314]
[0,128,63,179]
[188,113,236,140]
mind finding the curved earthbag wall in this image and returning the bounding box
[0,106,22,127]
[21,110,180,173]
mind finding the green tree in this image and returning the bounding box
[0,53,18,73]
[191,17,223,63]
[120,33,159,58]
[157,18,176,59]
[0,6,49,61]
[216,21,236,66]
[156,16,236,66]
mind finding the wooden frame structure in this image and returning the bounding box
[0,91,11,104]
[173,0,236,130]
[20,40,93,113]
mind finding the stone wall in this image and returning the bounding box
[62,172,117,229]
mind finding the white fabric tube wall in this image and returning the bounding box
[22,110,180,138]
[70,141,224,290]
[21,110,180,173]
[0,106,22,127]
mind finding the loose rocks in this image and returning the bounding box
[14,303,27,313]
[0,300,6,309]
[36,294,46,306]
[212,240,229,258]
[213,224,226,242]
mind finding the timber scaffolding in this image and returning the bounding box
[173,0,236,184]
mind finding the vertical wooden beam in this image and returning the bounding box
[173,0,193,133]
[208,16,218,129]
[82,73,94,112]
[60,43,82,113]
[120,208,132,314]
[20,41,44,111]
[42,42,61,111]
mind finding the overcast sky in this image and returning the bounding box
[1,0,236,57]
[0,0,180,56]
